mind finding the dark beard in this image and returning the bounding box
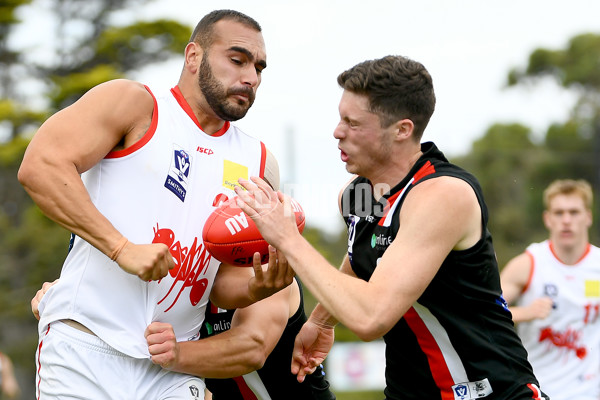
[198,55,255,121]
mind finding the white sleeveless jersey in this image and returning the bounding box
[38,85,268,358]
[516,240,600,399]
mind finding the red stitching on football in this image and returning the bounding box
[202,196,305,266]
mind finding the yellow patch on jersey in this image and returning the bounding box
[222,160,248,191]
[585,280,600,297]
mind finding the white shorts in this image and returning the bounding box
[36,321,205,400]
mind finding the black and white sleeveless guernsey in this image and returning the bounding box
[201,279,336,400]
[341,142,548,400]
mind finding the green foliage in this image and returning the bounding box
[49,64,124,107]
[95,19,191,68]
[0,1,193,396]
[508,33,600,91]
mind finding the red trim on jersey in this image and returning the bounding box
[259,142,267,179]
[404,307,456,400]
[378,190,402,226]
[412,160,436,184]
[170,86,230,137]
[377,161,436,226]
[37,324,51,400]
[527,383,544,399]
[232,376,259,400]
[549,240,591,265]
[105,85,158,159]
[522,251,535,293]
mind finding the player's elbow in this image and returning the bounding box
[17,159,35,189]
[244,350,268,372]
[350,318,388,342]
[241,333,270,371]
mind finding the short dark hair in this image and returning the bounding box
[189,9,262,49]
[337,55,436,140]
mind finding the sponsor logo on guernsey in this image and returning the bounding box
[371,233,393,249]
[452,378,492,399]
[222,159,248,191]
[585,280,600,297]
[196,146,214,155]
[164,146,191,202]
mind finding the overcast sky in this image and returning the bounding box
[16,0,600,232]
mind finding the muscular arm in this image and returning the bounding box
[147,279,295,378]
[237,176,482,341]
[18,80,173,280]
[500,252,553,322]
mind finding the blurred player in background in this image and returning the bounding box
[19,9,291,399]
[501,179,600,399]
[235,55,549,400]
[0,351,21,399]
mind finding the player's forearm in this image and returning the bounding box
[281,235,387,340]
[508,305,536,323]
[18,160,124,256]
[173,331,269,378]
[309,302,339,328]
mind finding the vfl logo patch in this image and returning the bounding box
[188,384,200,399]
[452,378,492,399]
[164,147,191,202]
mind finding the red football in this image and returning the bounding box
[202,196,305,266]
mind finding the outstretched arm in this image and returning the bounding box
[235,175,483,341]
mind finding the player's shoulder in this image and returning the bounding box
[83,79,152,108]
[406,175,478,214]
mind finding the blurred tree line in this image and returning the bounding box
[1,0,600,398]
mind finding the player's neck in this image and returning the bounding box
[368,148,422,200]
[550,239,590,265]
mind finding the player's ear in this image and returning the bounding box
[394,118,414,141]
[184,42,202,73]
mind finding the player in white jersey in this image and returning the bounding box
[501,179,600,400]
[18,10,292,400]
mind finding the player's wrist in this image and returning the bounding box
[109,236,129,262]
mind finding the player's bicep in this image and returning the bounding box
[369,179,480,319]
[30,80,152,173]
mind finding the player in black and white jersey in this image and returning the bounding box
[235,55,550,400]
